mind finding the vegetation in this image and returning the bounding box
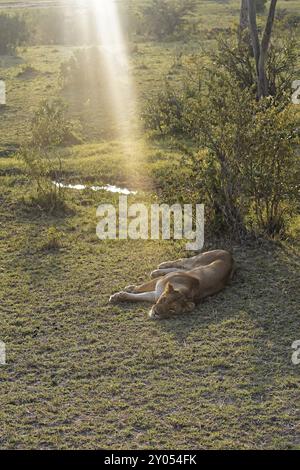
[0,0,299,451]
[143,33,300,237]
[141,0,197,40]
[30,98,82,148]
[20,146,67,214]
[0,13,28,54]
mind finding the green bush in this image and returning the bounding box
[31,98,82,148]
[59,47,107,89]
[20,147,67,214]
[214,34,299,102]
[143,83,185,135]
[282,13,300,30]
[145,38,299,237]
[144,32,299,134]
[0,13,28,54]
[142,0,196,40]
[255,0,268,14]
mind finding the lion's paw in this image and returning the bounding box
[109,291,128,303]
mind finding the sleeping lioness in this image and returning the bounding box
[109,250,234,319]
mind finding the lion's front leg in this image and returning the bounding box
[109,291,157,304]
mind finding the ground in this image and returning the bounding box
[0,179,299,449]
[0,0,299,450]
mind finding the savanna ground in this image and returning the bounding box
[0,0,299,450]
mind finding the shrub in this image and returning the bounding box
[20,147,67,214]
[142,0,196,40]
[185,78,299,236]
[0,13,28,54]
[59,47,108,89]
[145,40,299,237]
[25,9,66,45]
[255,0,268,14]
[214,34,299,102]
[31,98,82,148]
[143,83,185,135]
[282,13,300,30]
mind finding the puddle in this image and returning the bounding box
[53,181,137,196]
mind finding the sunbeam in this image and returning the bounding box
[92,0,135,136]
[69,0,144,188]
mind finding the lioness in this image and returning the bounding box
[109,250,234,319]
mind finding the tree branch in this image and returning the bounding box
[247,0,260,74]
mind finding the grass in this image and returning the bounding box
[0,173,299,449]
[0,0,300,450]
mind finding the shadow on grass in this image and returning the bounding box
[156,243,299,387]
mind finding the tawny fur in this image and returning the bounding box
[109,250,234,319]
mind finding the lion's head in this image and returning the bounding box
[149,283,195,320]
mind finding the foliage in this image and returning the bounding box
[0,13,28,54]
[59,48,108,89]
[255,0,268,14]
[19,99,80,213]
[30,98,82,148]
[20,147,67,214]
[144,42,299,237]
[214,33,299,102]
[24,9,66,45]
[142,0,197,40]
[184,78,299,236]
[143,82,185,135]
[280,12,300,30]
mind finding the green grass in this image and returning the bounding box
[0,0,300,451]
[0,172,299,449]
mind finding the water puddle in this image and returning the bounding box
[53,181,137,196]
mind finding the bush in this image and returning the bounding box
[25,9,66,45]
[20,147,67,214]
[214,34,299,102]
[255,0,268,14]
[31,98,82,148]
[143,83,185,135]
[186,79,299,236]
[282,13,300,30]
[59,47,107,89]
[0,13,28,54]
[142,0,196,40]
[144,40,299,238]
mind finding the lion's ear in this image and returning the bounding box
[166,282,175,294]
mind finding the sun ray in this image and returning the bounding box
[68,0,144,189]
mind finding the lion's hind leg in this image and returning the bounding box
[158,258,186,270]
[151,267,185,279]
